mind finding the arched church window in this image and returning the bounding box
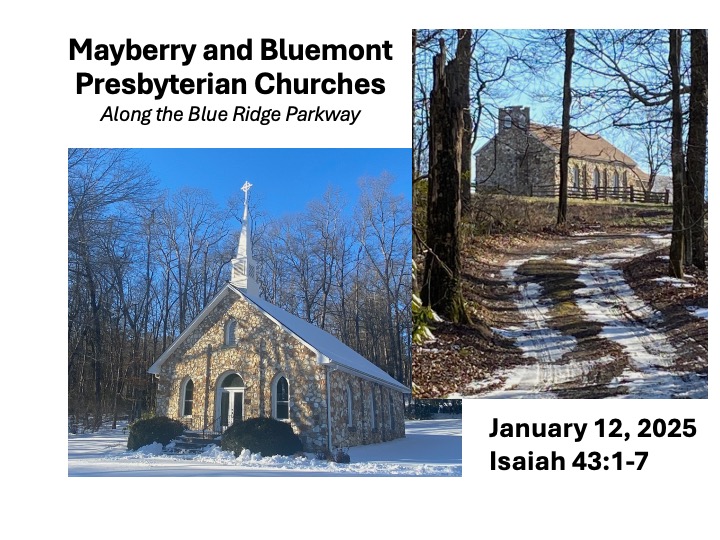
[222,373,245,388]
[370,387,378,430]
[572,165,580,189]
[181,378,194,417]
[346,384,353,427]
[593,168,600,188]
[389,394,395,430]
[503,114,512,129]
[225,319,237,346]
[273,375,289,420]
[613,171,620,194]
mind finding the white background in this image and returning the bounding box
[3,1,716,538]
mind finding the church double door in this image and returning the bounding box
[220,389,244,429]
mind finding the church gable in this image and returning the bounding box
[475,116,557,194]
[155,290,331,450]
[162,290,317,377]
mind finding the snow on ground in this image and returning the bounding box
[687,306,708,320]
[471,356,618,399]
[651,276,696,288]
[572,248,676,369]
[570,230,607,236]
[68,419,462,477]
[629,230,672,246]
[608,368,708,399]
[494,257,577,363]
[465,232,704,399]
[566,236,706,398]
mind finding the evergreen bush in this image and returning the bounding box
[405,399,462,419]
[127,416,185,450]
[220,417,303,457]
[405,401,436,420]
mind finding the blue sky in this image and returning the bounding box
[133,148,411,217]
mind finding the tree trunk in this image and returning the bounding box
[456,30,473,214]
[420,38,470,324]
[687,29,708,270]
[668,29,685,278]
[557,29,575,226]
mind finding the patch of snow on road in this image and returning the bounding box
[573,256,676,369]
[687,306,708,320]
[570,230,607,236]
[471,356,618,399]
[651,277,695,288]
[643,232,672,246]
[608,368,708,399]
[593,245,650,264]
[496,258,577,362]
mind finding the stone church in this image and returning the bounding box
[148,183,409,452]
[475,106,654,198]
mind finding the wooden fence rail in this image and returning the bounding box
[529,184,670,204]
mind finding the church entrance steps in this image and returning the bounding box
[165,432,221,454]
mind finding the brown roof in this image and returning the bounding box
[529,123,638,167]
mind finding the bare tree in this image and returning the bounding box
[686,29,708,270]
[68,149,156,430]
[635,117,669,196]
[420,37,470,323]
[571,29,696,277]
[155,188,230,332]
[356,175,412,383]
[668,29,686,278]
[456,29,473,212]
[557,29,575,226]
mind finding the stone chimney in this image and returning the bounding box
[498,106,530,134]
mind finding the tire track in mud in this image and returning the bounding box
[493,257,577,365]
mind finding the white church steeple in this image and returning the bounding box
[230,181,259,295]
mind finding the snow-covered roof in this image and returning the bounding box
[148,284,410,393]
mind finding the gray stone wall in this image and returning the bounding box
[475,135,557,195]
[155,290,405,453]
[328,370,405,449]
[475,107,557,195]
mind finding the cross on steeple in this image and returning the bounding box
[241,180,252,201]
[230,181,259,295]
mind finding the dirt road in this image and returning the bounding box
[416,230,708,399]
